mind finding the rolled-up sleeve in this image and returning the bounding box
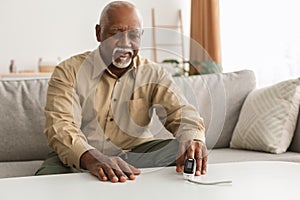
[44,62,94,169]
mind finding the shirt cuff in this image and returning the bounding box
[58,138,95,170]
[175,130,206,144]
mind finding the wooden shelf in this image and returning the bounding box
[0,72,52,80]
[151,8,185,63]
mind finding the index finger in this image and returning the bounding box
[117,158,140,180]
[195,144,202,176]
[186,140,195,159]
[176,142,188,173]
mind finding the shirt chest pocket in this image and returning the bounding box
[128,98,151,127]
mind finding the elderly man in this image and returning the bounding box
[35,1,207,183]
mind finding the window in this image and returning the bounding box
[220,0,300,87]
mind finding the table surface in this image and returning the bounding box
[0,161,299,200]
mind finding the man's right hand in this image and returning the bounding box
[80,149,141,183]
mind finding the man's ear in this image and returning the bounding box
[95,24,102,42]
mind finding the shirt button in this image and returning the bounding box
[109,118,114,122]
[106,138,111,142]
[113,98,117,102]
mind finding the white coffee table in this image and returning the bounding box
[0,161,299,200]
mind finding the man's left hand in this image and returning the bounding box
[176,140,208,176]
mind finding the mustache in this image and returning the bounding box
[112,47,134,56]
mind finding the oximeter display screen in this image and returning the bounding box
[184,158,195,174]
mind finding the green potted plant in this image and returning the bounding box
[162,59,222,76]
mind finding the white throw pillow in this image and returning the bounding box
[230,78,300,154]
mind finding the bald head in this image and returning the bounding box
[99,1,143,29]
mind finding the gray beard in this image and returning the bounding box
[112,47,133,69]
[112,56,132,69]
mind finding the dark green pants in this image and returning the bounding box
[35,139,178,176]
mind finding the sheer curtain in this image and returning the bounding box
[220,0,300,88]
[190,0,221,74]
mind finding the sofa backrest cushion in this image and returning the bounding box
[153,70,256,149]
[0,70,256,162]
[0,78,51,161]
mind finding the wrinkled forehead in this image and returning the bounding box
[109,26,143,33]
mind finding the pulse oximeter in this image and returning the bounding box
[183,158,196,180]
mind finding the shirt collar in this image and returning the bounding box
[92,46,139,79]
[91,46,107,79]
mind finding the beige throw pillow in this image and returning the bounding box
[230,78,300,154]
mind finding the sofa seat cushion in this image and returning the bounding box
[208,148,300,164]
[0,160,43,178]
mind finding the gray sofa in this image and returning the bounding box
[1,70,300,179]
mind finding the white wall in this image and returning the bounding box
[0,0,190,73]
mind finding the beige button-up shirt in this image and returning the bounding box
[44,47,205,169]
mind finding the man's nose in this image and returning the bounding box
[118,32,132,48]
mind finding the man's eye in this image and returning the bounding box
[129,33,140,40]
[109,31,141,41]
[129,31,141,41]
[110,32,122,38]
